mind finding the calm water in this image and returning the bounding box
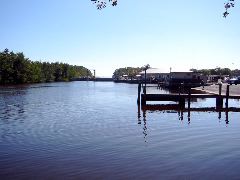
[1,82,240,179]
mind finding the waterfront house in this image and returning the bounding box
[207,75,229,83]
[165,71,203,88]
[139,68,169,82]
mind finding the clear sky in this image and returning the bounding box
[1,0,240,77]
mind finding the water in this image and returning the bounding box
[0,82,240,179]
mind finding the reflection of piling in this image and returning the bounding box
[218,111,221,120]
[216,84,223,109]
[137,104,141,124]
[225,111,229,124]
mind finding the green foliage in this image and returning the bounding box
[91,0,236,18]
[0,49,92,84]
[223,0,235,17]
[190,67,234,76]
[113,67,143,79]
[92,0,117,10]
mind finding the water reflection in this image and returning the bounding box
[142,111,147,143]
[137,106,148,142]
[0,87,27,123]
[138,104,240,125]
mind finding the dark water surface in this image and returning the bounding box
[1,82,240,179]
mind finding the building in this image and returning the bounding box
[139,68,169,82]
[165,71,203,88]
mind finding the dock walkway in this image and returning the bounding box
[138,83,240,109]
[193,84,240,96]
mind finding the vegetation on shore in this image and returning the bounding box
[190,67,240,76]
[0,49,92,85]
[113,67,144,80]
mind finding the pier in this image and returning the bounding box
[137,83,240,110]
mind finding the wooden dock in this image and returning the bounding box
[137,83,240,109]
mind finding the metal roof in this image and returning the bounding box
[139,68,169,74]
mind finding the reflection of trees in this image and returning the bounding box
[0,88,27,124]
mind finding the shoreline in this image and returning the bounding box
[193,83,240,96]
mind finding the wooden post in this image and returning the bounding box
[219,83,222,96]
[188,88,191,109]
[216,83,223,109]
[216,97,223,109]
[179,97,185,108]
[225,84,230,108]
[141,94,146,106]
[187,91,190,124]
[144,69,147,95]
[137,83,141,105]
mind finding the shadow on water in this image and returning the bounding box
[138,104,240,126]
[137,104,237,143]
[137,105,148,143]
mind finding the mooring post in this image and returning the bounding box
[188,88,191,110]
[178,85,181,95]
[219,83,222,96]
[141,94,146,106]
[188,87,191,109]
[144,69,147,95]
[137,83,141,105]
[179,83,184,95]
[179,97,185,109]
[187,88,191,123]
[225,84,230,108]
[216,83,223,109]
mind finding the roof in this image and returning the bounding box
[171,71,193,73]
[139,68,169,74]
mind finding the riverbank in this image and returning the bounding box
[193,83,240,96]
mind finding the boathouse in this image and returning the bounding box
[139,68,169,82]
[165,71,203,88]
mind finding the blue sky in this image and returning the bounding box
[1,0,240,77]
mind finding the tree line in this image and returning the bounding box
[113,66,145,80]
[190,67,240,76]
[0,49,92,84]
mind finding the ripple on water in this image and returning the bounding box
[1,82,240,179]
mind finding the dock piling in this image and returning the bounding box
[216,84,223,109]
[219,83,222,96]
[188,88,191,109]
[141,94,146,106]
[225,84,230,108]
[138,83,240,109]
[137,83,141,105]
